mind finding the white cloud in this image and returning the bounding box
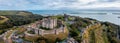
[51,0,120,10]
[77,0,97,4]
[0,0,120,10]
[65,1,120,9]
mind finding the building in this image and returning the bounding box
[64,14,69,21]
[26,17,66,36]
[42,18,57,29]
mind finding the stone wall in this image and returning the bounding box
[25,26,66,37]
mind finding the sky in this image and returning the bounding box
[0,0,120,10]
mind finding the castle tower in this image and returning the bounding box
[42,18,57,29]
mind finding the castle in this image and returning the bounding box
[25,17,66,36]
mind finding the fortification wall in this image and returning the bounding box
[25,26,66,37]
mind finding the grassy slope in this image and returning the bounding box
[0,16,9,34]
[0,11,44,43]
[0,11,43,26]
[82,24,109,43]
[0,11,43,34]
[0,11,18,15]
[0,16,9,24]
[65,15,120,43]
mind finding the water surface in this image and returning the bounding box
[28,10,120,25]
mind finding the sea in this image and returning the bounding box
[28,10,120,26]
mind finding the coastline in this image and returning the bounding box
[27,10,120,26]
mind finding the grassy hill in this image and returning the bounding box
[54,15,120,43]
[0,11,43,34]
[81,23,109,43]
[73,18,120,43]
[0,11,18,15]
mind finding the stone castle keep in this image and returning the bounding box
[25,18,66,36]
[42,18,57,29]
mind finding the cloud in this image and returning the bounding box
[67,0,120,9]
[0,0,120,10]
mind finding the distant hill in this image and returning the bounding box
[0,11,18,15]
[0,11,34,15]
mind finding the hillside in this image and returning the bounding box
[0,11,18,15]
[0,16,9,24]
[53,15,120,43]
[0,11,43,34]
[0,12,120,43]
[69,16,120,43]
